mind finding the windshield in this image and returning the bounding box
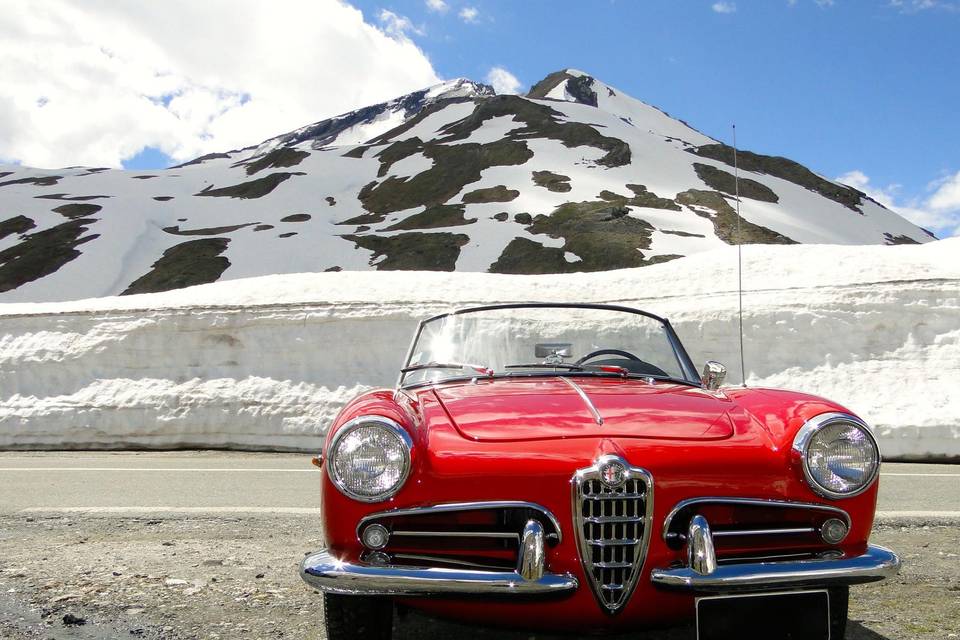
[399,304,695,387]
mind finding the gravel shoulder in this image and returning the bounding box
[0,515,957,639]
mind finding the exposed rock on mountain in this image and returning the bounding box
[0,69,933,302]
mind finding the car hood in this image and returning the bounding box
[431,376,735,442]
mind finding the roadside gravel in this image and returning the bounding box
[0,515,956,639]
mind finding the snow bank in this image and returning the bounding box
[1,240,958,459]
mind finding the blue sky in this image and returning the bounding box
[4,1,956,235]
[351,0,960,231]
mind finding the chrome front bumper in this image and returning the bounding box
[300,549,578,596]
[651,544,901,592]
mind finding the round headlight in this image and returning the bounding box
[793,412,880,499]
[327,416,412,502]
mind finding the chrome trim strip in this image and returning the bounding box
[390,554,504,570]
[792,412,882,500]
[651,544,900,592]
[718,552,824,564]
[326,415,413,503]
[357,500,563,544]
[571,455,654,615]
[712,527,817,538]
[662,497,852,542]
[300,549,578,596]
[392,530,520,540]
[558,377,603,425]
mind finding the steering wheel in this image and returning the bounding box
[574,349,670,377]
[574,349,643,365]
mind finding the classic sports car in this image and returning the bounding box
[300,303,900,639]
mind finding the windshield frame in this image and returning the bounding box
[396,303,701,389]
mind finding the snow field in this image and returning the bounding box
[1,240,957,458]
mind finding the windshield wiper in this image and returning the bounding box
[505,363,632,376]
[504,363,585,370]
[401,361,493,377]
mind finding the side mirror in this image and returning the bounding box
[702,361,726,391]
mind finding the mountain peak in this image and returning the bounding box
[0,68,934,302]
[425,77,494,100]
[527,69,598,105]
[247,78,494,158]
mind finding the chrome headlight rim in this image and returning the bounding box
[792,411,881,500]
[326,415,413,503]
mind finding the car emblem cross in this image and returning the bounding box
[599,460,626,487]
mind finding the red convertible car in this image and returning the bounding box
[300,303,899,639]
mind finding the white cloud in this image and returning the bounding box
[711,2,737,13]
[425,0,449,12]
[459,6,479,22]
[837,170,960,238]
[814,0,835,7]
[0,0,440,168]
[378,9,424,37]
[485,67,521,95]
[888,0,960,12]
[928,171,960,212]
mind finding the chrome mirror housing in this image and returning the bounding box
[701,361,726,391]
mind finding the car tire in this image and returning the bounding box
[830,586,849,639]
[323,593,394,640]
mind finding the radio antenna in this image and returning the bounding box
[733,124,746,387]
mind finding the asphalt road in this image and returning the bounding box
[0,452,957,519]
[0,452,957,640]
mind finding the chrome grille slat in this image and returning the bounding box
[588,538,640,547]
[572,456,654,615]
[582,492,646,500]
[584,515,644,524]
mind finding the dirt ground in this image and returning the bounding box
[0,515,956,639]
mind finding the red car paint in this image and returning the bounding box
[316,378,878,631]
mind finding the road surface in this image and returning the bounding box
[0,452,956,518]
[0,452,957,639]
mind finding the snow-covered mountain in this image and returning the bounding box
[0,69,935,302]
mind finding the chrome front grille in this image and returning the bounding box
[356,502,562,571]
[573,456,653,614]
[661,497,851,564]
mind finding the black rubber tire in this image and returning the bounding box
[830,586,849,639]
[323,593,393,640]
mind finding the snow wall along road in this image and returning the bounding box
[1,240,958,460]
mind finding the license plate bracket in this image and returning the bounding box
[696,589,831,640]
